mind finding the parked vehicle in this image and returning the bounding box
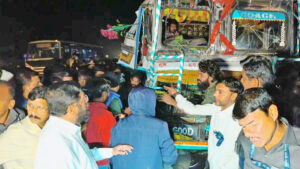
[24,40,103,74]
[118,0,298,168]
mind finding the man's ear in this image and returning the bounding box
[22,86,29,98]
[82,79,87,87]
[8,99,15,110]
[99,91,108,102]
[231,93,238,101]
[208,76,214,84]
[254,78,263,88]
[268,104,279,121]
[66,103,79,116]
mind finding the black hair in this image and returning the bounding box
[167,19,179,28]
[198,60,222,82]
[219,77,244,95]
[78,68,92,80]
[45,81,82,116]
[233,88,274,120]
[83,78,110,102]
[241,55,274,87]
[0,80,15,98]
[51,72,72,82]
[43,64,74,85]
[130,71,143,81]
[15,68,39,86]
[104,72,120,88]
[112,64,122,72]
[50,66,73,84]
[94,64,106,72]
[28,86,48,101]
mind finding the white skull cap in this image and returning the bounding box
[0,69,14,81]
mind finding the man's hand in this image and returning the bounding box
[124,107,131,115]
[117,113,126,120]
[163,86,178,96]
[112,145,133,156]
[160,94,177,107]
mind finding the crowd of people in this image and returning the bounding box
[0,58,177,169]
[0,55,299,169]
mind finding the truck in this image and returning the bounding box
[118,0,298,168]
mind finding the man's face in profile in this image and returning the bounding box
[197,70,210,91]
[75,92,90,125]
[24,75,42,99]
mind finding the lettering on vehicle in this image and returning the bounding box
[172,126,194,136]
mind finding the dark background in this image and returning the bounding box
[0,0,143,60]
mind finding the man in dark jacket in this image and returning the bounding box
[110,87,178,169]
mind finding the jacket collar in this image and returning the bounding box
[89,102,108,110]
[48,116,81,135]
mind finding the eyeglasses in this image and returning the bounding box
[213,131,224,147]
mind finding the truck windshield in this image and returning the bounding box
[232,10,286,50]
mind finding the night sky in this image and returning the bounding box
[0,0,143,58]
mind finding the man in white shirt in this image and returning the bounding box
[162,78,243,169]
[34,82,133,169]
[0,86,48,169]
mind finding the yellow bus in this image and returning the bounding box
[24,40,103,74]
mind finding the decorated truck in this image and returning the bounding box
[112,0,299,168]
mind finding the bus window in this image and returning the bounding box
[62,45,71,59]
[28,42,60,59]
[81,48,91,63]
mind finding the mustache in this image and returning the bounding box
[29,115,41,120]
[250,136,260,139]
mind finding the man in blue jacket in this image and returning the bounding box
[110,87,178,169]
